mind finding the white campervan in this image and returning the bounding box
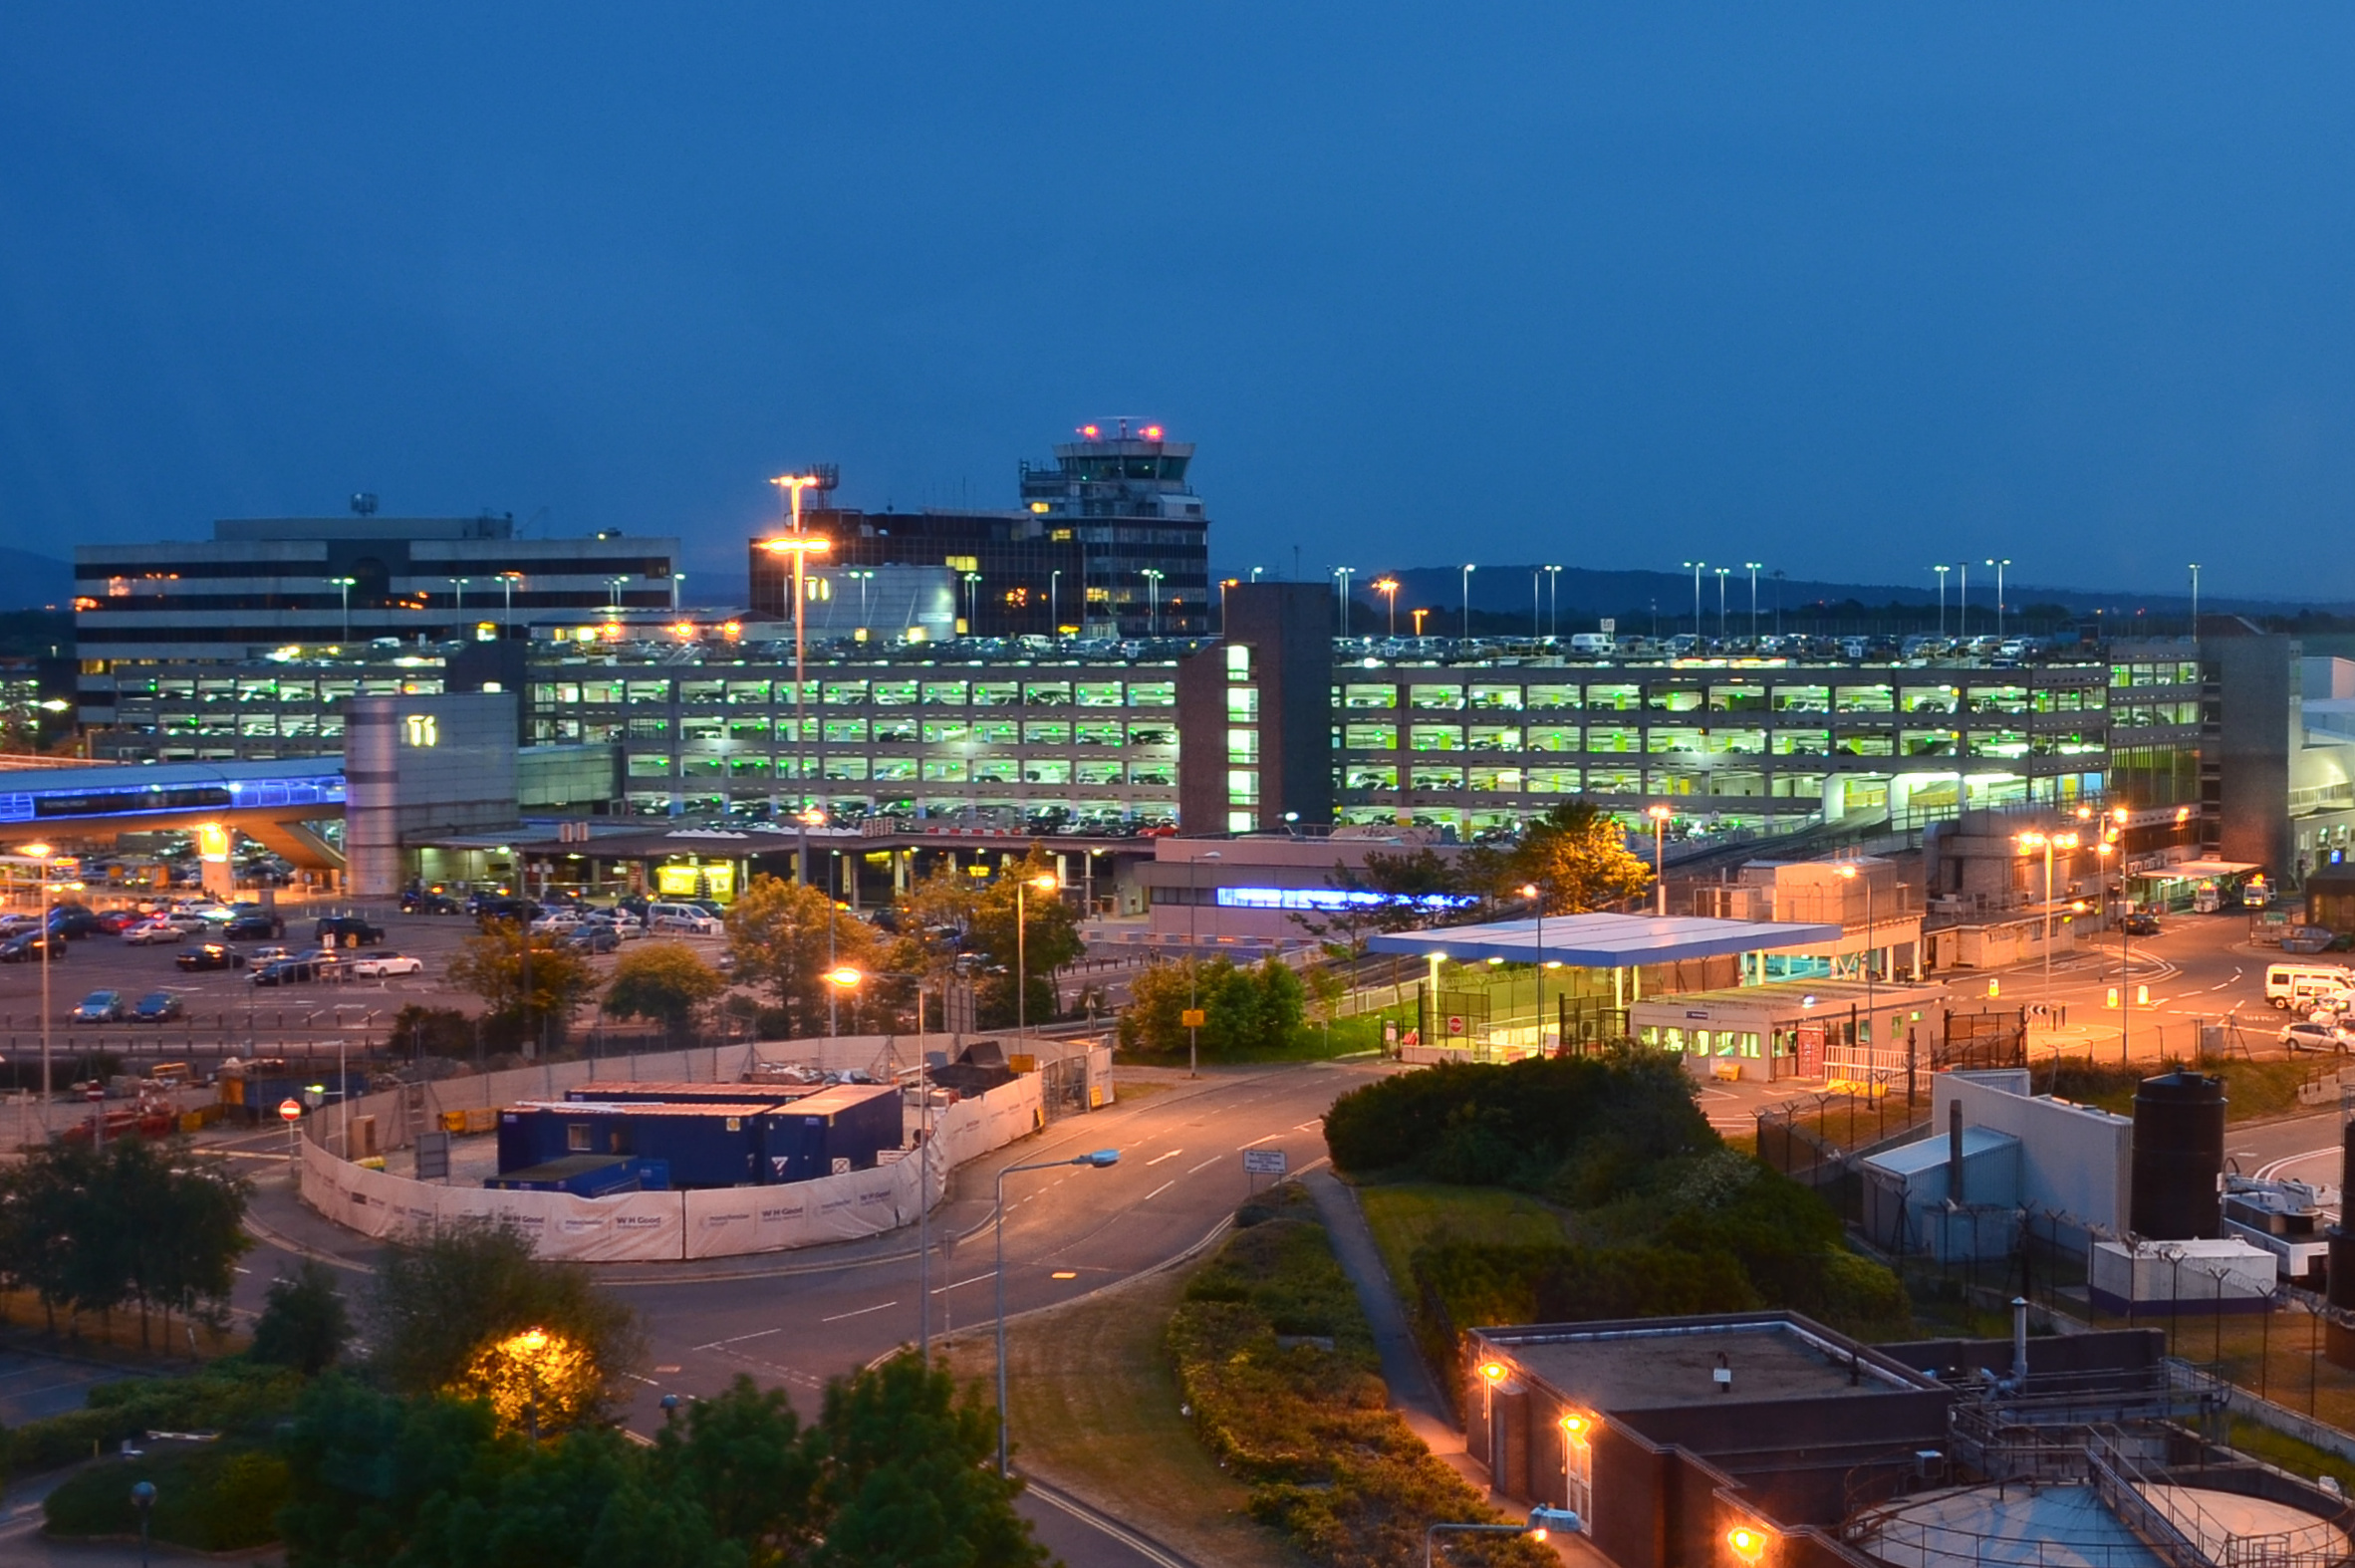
[2266,963,2355,1009]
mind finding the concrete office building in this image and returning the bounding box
[74,510,678,730]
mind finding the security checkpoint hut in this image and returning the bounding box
[1368,910,1901,1073]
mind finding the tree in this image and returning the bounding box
[1293,846,1480,955]
[371,1217,644,1431]
[1465,800,1655,914]
[809,1353,1046,1568]
[447,924,597,1051]
[726,875,875,1039]
[249,1259,352,1377]
[965,846,1083,1029]
[0,1136,249,1345]
[602,943,726,1042]
[1118,956,1304,1060]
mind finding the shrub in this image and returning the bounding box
[9,1364,307,1476]
[44,1442,291,1551]
[1168,1189,1551,1568]
[1323,1052,1711,1189]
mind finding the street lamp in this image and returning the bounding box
[1333,566,1355,637]
[1985,558,2012,642]
[670,572,686,612]
[498,571,524,636]
[1744,562,1764,643]
[1544,564,1563,639]
[1682,560,1705,639]
[844,569,875,632]
[1519,883,1548,1052]
[328,576,357,644]
[997,1150,1121,1474]
[1645,806,1672,915]
[20,842,56,1136]
[1837,862,1876,1047]
[1187,850,1221,1077]
[826,963,945,1355]
[1049,568,1062,636]
[1956,561,1968,642]
[1373,577,1401,637]
[2015,829,2079,1021]
[1142,568,1165,636]
[1933,565,1951,639]
[2189,563,2203,640]
[1014,872,1059,1041]
[1458,564,1475,642]
[447,577,471,627]
[1713,567,1730,641]
[962,570,982,634]
[131,1479,156,1568]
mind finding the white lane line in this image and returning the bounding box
[821,1300,900,1324]
[690,1326,782,1351]
[1294,1119,1323,1132]
[1146,1148,1184,1166]
[1238,1134,1278,1149]
[2256,1147,2340,1183]
[930,1273,993,1296]
[1187,1155,1222,1174]
[1143,1179,1175,1201]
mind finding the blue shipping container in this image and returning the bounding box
[761,1083,903,1184]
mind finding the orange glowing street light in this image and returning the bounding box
[767,473,834,873]
[1372,576,1401,636]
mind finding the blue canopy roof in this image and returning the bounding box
[1366,913,1844,967]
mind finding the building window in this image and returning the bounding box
[1228,768,1258,804]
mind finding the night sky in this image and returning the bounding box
[6,6,2354,599]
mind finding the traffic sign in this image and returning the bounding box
[1180,1008,1206,1028]
[278,1098,303,1123]
[1243,1149,1288,1176]
[1446,1015,1465,1036]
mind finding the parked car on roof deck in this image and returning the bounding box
[72,989,125,1024]
[351,952,424,978]
[131,991,185,1023]
[175,943,244,972]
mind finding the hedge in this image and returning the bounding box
[1168,1187,1552,1568]
[43,1442,289,1551]
[3,1363,306,1478]
[1322,1052,1712,1199]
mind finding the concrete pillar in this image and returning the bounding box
[345,700,400,898]
[1822,775,1847,824]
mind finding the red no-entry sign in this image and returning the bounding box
[278,1098,303,1123]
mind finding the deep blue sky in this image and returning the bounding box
[6,7,2354,599]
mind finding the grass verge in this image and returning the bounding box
[2225,1417,2355,1493]
[2042,1055,2316,1121]
[942,1266,1299,1568]
[1353,1181,1569,1298]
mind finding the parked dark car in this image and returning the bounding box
[45,906,101,939]
[175,943,245,972]
[223,912,284,940]
[0,933,66,963]
[131,990,186,1023]
[312,915,385,947]
[564,925,621,954]
[2122,914,2162,936]
[249,956,320,986]
[400,889,462,915]
[469,896,541,924]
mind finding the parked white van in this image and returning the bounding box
[646,902,723,935]
[2266,962,2355,1008]
[1568,633,1617,656]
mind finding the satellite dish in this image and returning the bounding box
[350,492,379,517]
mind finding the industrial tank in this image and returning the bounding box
[2129,1071,2225,1240]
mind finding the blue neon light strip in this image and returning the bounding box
[1215,886,1477,913]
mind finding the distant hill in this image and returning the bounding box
[0,548,73,611]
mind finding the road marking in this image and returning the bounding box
[1187,1155,1222,1174]
[931,1273,992,1296]
[1294,1119,1323,1132]
[2256,1147,2340,1183]
[1146,1148,1184,1166]
[1051,1271,1078,1280]
[690,1326,782,1350]
[1238,1134,1278,1149]
[820,1300,899,1323]
[1143,1179,1175,1201]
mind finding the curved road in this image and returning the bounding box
[221,1059,1389,1567]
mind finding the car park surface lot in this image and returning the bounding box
[0,911,513,1028]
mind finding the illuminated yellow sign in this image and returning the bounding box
[402,714,438,747]
[196,824,231,863]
